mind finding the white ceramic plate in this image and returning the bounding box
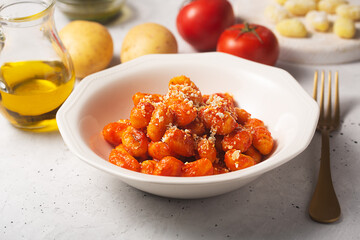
[234,0,360,64]
[56,52,319,199]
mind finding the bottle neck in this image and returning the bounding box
[0,0,64,66]
[0,0,55,28]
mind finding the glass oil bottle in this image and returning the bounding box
[0,0,75,131]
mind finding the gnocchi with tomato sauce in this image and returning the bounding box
[102,75,275,177]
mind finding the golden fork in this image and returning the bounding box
[308,70,341,223]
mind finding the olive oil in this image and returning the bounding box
[0,60,75,131]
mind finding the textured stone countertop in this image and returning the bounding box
[1,0,360,239]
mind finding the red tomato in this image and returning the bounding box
[176,0,235,51]
[216,23,279,66]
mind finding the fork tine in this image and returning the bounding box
[326,71,332,122]
[319,71,325,122]
[313,71,318,100]
[334,71,340,128]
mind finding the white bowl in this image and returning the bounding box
[56,52,319,199]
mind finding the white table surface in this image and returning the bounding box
[1,0,360,239]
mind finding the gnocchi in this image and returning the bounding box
[147,103,173,142]
[109,145,141,172]
[224,149,256,171]
[336,4,360,21]
[284,0,317,16]
[264,0,357,40]
[197,136,218,163]
[264,5,290,23]
[102,76,275,177]
[181,158,214,177]
[318,0,348,14]
[276,0,288,6]
[276,18,308,38]
[305,10,330,32]
[334,16,356,38]
[102,119,130,146]
[121,126,149,159]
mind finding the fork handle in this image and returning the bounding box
[309,130,341,223]
[319,130,331,180]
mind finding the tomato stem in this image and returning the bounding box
[229,22,263,44]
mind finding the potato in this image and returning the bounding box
[59,20,113,79]
[120,23,178,63]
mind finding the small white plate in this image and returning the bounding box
[56,52,319,199]
[234,0,360,64]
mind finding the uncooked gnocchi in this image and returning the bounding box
[264,5,290,23]
[276,18,308,38]
[276,0,288,6]
[334,17,356,38]
[306,10,330,32]
[336,4,360,20]
[318,0,348,14]
[264,0,357,39]
[284,0,317,16]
